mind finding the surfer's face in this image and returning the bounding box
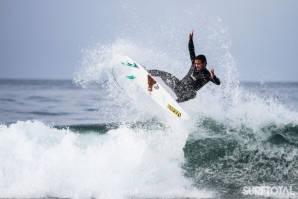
[194,60,207,70]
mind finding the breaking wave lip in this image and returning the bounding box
[187,116,298,145]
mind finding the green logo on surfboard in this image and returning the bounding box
[121,62,139,69]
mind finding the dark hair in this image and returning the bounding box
[195,54,207,63]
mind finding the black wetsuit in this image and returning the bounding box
[148,38,220,103]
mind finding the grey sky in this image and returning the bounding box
[1,0,297,81]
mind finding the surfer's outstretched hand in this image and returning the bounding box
[189,29,194,39]
[210,69,215,79]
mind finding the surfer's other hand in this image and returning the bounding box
[210,69,215,79]
[189,29,194,39]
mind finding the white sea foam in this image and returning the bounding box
[0,120,212,198]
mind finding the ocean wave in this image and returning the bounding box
[0,120,211,198]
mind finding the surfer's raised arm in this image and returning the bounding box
[188,29,195,64]
[210,69,221,85]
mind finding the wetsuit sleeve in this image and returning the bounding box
[189,38,195,64]
[210,75,221,85]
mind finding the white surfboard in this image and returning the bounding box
[120,56,191,120]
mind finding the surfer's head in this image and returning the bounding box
[195,54,207,70]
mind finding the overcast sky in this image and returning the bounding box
[1,0,297,81]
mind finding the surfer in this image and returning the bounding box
[147,29,220,103]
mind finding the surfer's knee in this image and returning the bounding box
[147,70,162,76]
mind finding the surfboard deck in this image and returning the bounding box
[120,56,191,120]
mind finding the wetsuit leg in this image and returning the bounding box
[148,69,197,103]
[175,87,197,103]
[147,70,180,91]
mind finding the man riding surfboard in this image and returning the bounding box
[148,29,220,103]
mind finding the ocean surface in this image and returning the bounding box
[1,77,298,199]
